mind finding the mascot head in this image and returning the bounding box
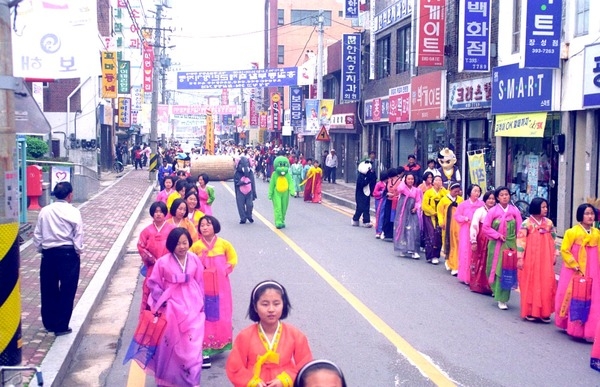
[438,148,457,173]
[236,156,251,174]
[357,160,372,175]
[273,155,290,176]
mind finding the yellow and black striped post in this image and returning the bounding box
[0,222,22,366]
[149,153,158,172]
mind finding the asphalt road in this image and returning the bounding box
[64,178,599,386]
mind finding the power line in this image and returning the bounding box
[294,26,317,67]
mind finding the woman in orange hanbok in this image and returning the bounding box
[516,198,558,322]
[166,198,199,242]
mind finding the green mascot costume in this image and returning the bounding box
[268,155,295,229]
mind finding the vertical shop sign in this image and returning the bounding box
[118,97,131,127]
[118,60,130,94]
[101,51,117,98]
[305,99,320,133]
[458,0,491,72]
[520,0,562,69]
[271,93,282,131]
[290,86,303,128]
[583,43,600,108]
[143,43,154,92]
[369,0,376,79]
[341,33,361,102]
[344,0,359,18]
[416,0,446,67]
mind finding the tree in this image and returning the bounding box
[26,136,48,159]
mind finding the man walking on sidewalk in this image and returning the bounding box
[33,182,84,336]
[325,149,338,183]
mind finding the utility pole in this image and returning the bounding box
[149,3,162,181]
[0,0,23,381]
[315,9,326,164]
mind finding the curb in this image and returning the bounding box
[322,192,376,216]
[39,173,154,386]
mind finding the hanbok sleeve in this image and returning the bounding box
[207,186,215,205]
[137,227,154,266]
[422,190,436,217]
[146,257,167,311]
[437,198,448,228]
[414,188,423,210]
[470,208,483,243]
[482,207,503,240]
[224,239,238,273]
[560,228,579,269]
[516,219,529,259]
[454,201,469,225]
[288,328,312,379]
[226,328,256,387]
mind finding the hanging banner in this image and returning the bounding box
[520,0,562,69]
[416,0,446,67]
[177,67,307,90]
[270,93,282,131]
[458,0,491,72]
[494,112,547,137]
[118,97,132,128]
[319,99,334,126]
[341,33,361,102]
[143,44,154,92]
[101,51,117,98]
[259,112,268,130]
[305,99,320,133]
[467,152,487,192]
[369,0,376,80]
[118,60,130,94]
[206,110,215,155]
[11,0,98,79]
[344,0,359,18]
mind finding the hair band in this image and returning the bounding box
[296,359,344,384]
[252,280,284,300]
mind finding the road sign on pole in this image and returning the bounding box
[316,125,330,142]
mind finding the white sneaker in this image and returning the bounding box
[379,233,386,240]
[445,261,450,271]
[451,269,458,276]
[431,258,439,265]
[412,252,420,259]
[362,222,373,228]
[351,220,359,227]
[498,302,508,310]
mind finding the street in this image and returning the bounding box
[62,177,599,386]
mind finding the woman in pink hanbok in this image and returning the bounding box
[156,176,175,204]
[136,201,175,314]
[197,173,215,216]
[454,184,484,284]
[393,173,423,258]
[555,203,600,341]
[146,228,205,386]
[189,215,238,368]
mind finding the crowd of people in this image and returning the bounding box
[353,155,600,372]
[122,155,347,386]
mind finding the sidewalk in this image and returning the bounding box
[16,167,154,385]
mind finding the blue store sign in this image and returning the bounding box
[491,64,553,114]
[520,0,562,69]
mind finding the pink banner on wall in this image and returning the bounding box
[389,92,410,123]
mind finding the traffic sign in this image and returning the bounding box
[316,125,330,142]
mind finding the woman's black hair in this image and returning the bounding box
[465,184,481,197]
[576,203,598,222]
[379,170,388,181]
[184,191,200,209]
[421,171,434,183]
[198,215,221,234]
[387,167,399,178]
[165,228,192,253]
[163,175,175,185]
[247,280,291,322]
[294,359,347,387]
[174,179,187,193]
[482,190,495,202]
[199,173,210,184]
[528,197,548,216]
[494,186,510,199]
[149,201,167,217]
[170,198,189,218]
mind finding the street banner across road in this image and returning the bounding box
[177,67,310,89]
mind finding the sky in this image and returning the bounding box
[165,0,265,73]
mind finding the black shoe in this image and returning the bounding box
[239,220,246,224]
[55,328,72,336]
[202,356,211,369]
[248,218,254,223]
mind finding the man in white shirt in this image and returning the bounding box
[325,149,339,184]
[33,182,84,336]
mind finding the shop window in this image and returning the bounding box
[278,45,285,64]
[278,9,284,26]
[396,25,411,74]
[512,0,521,54]
[576,0,590,36]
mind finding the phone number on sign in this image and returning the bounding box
[531,48,556,54]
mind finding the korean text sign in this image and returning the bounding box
[520,0,562,69]
[416,0,446,67]
[388,85,410,123]
[458,0,491,72]
[341,34,361,102]
[290,87,304,127]
[178,68,301,89]
[491,64,554,114]
[344,0,359,18]
[410,71,446,121]
[583,43,600,108]
[448,77,492,110]
[102,52,117,99]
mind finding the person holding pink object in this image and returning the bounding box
[454,184,484,284]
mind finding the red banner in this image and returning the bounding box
[416,0,446,67]
[410,71,446,121]
[259,112,267,130]
[270,93,282,131]
[389,92,410,123]
[250,97,258,127]
[143,44,153,92]
[170,105,238,115]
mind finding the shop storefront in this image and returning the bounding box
[491,64,560,224]
[447,76,494,191]
[330,103,360,182]
[364,96,391,171]
[389,85,415,166]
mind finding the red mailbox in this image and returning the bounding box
[27,165,43,210]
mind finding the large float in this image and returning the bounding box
[187,155,235,181]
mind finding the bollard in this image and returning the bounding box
[149,153,158,172]
[0,222,22,369]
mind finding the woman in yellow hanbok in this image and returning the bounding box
[437,182,463,275]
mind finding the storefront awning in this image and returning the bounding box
[494,112,547,138]
[14,81,52,137]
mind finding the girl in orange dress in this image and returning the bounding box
[166,198,198,242]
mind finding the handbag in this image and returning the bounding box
[570,275,593,323]
[500,249,518,290]
[123,309,167,367]
[203,267,220,322]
